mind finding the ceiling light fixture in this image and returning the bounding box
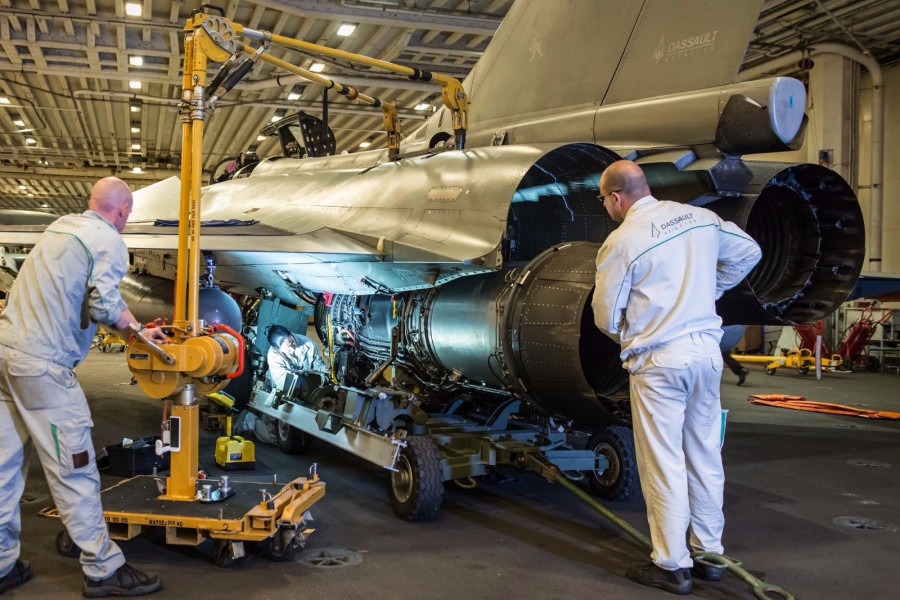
[129,55,143,66]
[130,104,140,113]
[257,135,266,141]
[359,141,371,148]
[25,138,36,144]
[13,119,25,127]
[132,143,141,150]
[414,102,431,111]
[132,166,143,173]
[129,80,142,89]
[131,127,140,133]
[287,92,301,101]
[18,184,26,189]
[125,2,142,17]
[0,97,9,104]
[309,62,325,73]
[337,23,357,37]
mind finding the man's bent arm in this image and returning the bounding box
[715,221,762,298]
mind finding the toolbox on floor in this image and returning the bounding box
[106,436,169,477]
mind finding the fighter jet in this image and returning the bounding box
[0,0,865,516]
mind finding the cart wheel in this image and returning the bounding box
[100,343,109,353]
[764,366,777,375]
[586,426,640,501]
[798,366,810,375]
[276,419,308,455]
[212,539,235,568]
[261,530,300,562]
[56,530,80,558]
[866,356,880,372]
[387,436,443,521]
[119,345,126,353]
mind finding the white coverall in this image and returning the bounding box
[593,195,761,570]
[266,333,326,390]
[0,211,130,581]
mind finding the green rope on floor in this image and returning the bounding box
[539,459,795,600]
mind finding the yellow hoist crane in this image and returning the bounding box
[194,5,469,157]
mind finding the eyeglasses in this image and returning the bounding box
[598,189,622,202]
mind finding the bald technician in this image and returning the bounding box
[593,161,761,595]
[0,177,167,597]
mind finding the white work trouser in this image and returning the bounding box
[0,344,125,580]
[627,332,725,570]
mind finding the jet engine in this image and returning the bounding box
[315,149,865,427]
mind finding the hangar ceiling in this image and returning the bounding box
[1,0,898,214]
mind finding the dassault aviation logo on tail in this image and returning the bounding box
[653,37,665,64]
[653,30,719,64]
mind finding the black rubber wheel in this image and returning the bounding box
[586,425,640,501]
[56,530,80,558]
[798,366,810,375]
[866,355,881,372]
[261,530,298,562]
[764,366,777,375]
[276,419,308,455]
[212,539,235,568]
[387,436,444,521]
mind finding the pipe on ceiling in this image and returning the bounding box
[738,43,885,272]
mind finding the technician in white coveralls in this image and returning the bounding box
[592,161,761,595]
[0,177,168,597]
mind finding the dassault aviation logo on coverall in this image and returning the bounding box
[651,213,694,238]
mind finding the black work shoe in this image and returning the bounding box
[691,562,724,581]
[0,559,33,594]
[626,561,692,595]
[83,563,161,598]
[737,368,749,386]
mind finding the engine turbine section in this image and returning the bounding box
[319,242,629,426]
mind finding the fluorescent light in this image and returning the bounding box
[414,102,431,111]
[337,23,357,37]
[309,62,325,73]
[270,115,280,122]
[131,143,141,150]
[13,119,25,127]
[131,127,140,133]
[132,166,142,173]
[359,141,371,148]
[130,105,140,112]
[125,2,142,17]
[256,135,266,141]
[129,80,141,89]
[287,92,301,101]
[0,97,9,104]
[41,202,49,207]
[18,184,26,189]
[25,138,36,144]
[129,55,143,66]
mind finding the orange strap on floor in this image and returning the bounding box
[748,394,900,420]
